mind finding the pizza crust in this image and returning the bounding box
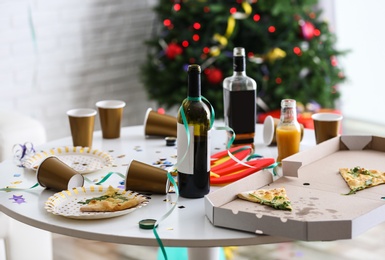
[339,167,385,194]
[80,196,145,212]
[79,186,146,212]
[238,187,292,211]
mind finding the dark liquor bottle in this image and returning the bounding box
[177,64,211,198]
[223,47,257,145]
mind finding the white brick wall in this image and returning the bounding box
[0,0,158,141]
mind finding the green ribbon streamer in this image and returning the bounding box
[27,3,37,53]
[187,96,201,101]
[83,172,126,185]
[154,102,192,260]
[263,162,280,177]
[154,95,214,260]
[153,172,179,260]
[202,96,215,129]
[1,172,125,192]
[0,182,39,192]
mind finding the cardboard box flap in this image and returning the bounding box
[205,170,273,224]
[282,136,340,177]
[368,136,385,152]
[340,135,372,150]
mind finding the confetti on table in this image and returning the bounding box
[117,154,125,158]
[11,181,22,185]
[13,173,21,177]
[9,195,26,204]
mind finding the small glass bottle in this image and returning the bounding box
[276,99,301,162]
[223,47,257,146]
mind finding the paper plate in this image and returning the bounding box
[45,186,148,219]
[23,146,114,174]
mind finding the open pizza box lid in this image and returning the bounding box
[205,135,385,241]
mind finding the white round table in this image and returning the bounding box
[0,124,316,259]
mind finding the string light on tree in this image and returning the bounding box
[141,0,347,116]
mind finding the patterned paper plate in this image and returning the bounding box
[45,186,148,219]
[22,146,114,174]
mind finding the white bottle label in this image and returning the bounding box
[177,123,194,174]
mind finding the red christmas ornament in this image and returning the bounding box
[204,67,223,85]
[300,21,315,40]
[165,43,183,59]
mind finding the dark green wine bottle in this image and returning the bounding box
[177,64,211,198]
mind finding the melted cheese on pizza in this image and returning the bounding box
[339,167,385,194]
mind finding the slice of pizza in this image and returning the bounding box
[339,166,385,194]
[79,186,146,212]
[237,187,292,211]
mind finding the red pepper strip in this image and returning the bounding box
[210,158,275,185]
[213,158,271,176]
[210,147,252,172]
[211,145,251,159]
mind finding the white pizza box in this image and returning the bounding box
[205,135,385,241]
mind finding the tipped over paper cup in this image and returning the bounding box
[125,159,170,194]
[144,108,177,137]
[263,115,304,146]
[37,156,84,191]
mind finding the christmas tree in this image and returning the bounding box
[140,0,346,118]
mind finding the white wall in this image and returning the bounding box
[333,0,385,128]
[0,0,157,141]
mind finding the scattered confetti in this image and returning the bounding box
[9,195,26,204]
[11,181,22,185]
[117,154,126,158]
[178,206,185,209]
[13,173,21,177]
[166,227,174,230]
[108,150,114,152]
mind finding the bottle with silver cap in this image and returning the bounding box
[223,47,257,146]
[276,99,301,162]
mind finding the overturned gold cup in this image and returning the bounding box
[144,108,177,137]
[37,156,84,191]
[125,159,170,194]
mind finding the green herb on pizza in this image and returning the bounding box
[238,187,292,211]
[339,167,385,195]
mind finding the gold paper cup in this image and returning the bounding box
[312,113,343,144]
[96,100,126,139]
[67,108,97,147]
[125,159,170,194]
[144,108,177,137]
[37,156,84,191]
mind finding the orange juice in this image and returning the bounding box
[276,125,301,162]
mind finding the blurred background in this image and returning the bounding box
[2,1,385,259]
[1,0,384,142]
